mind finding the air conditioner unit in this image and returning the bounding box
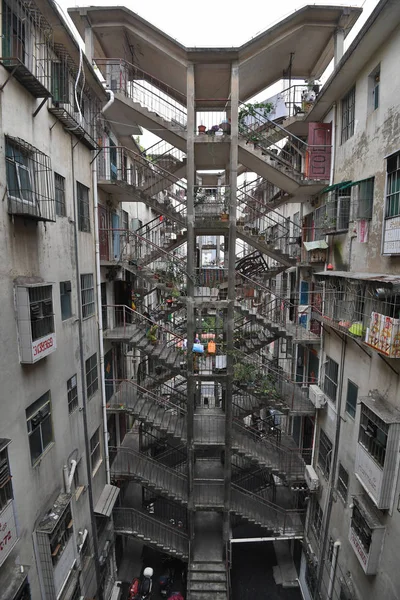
[305,465,320,491]
[309,384,327,408]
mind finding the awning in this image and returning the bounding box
[359,391,400,424]
[320,181,351,194]
[303,240,328,251]
[314,271,400,285]
[94,484,120,517]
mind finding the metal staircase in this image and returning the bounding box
[188,562,228,600]
[113,506,189,559]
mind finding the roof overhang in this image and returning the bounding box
[238,5,362,100]
[306,0,400,121]
[68,5,361,101]
[315,271,400,286]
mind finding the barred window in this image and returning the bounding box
[26,392,53,465]
[337,463,349,503]
[85,354,98,399]
[67,375,78,414]
[77,182,90,232]
[55,173,66,217]
[318,429,333,479]
[90,428,101,472]
[386,152,400,218]
[351,502,372,554]
[341,87,355,143]
[312,500,323,539]
[29,285,55,341]
[323,357,339,402]
[5,139,34,204]
[345,380,358,419]
[49,506,73,566]
[81,274,95,318]
[0,447,13,512]
[359,405,388,468]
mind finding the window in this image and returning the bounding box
[51,61,69,104]
[60,281,72,320]
[345,380,358,419]
[67,375,78,414]
[29,285,55,341]
[90,428,101,472]
[86,354,98,399]
[312,500,323,538]
[0,446,13,512]
[337,463,349,502]
[81,274,95,318]
[341,87,355,143]
[351,503,372,555]
[2,0,26,63]
[357,178,374,219]
[386,152,400,218]
[49,505,73,566]
[368,66,380,112]
[77,182,90,232]
[55,173,66,217]
[5,138,33,204]
[323,357,339,402]
[359,404,388,467]
[26,392,53,465]
[318,429,333,479]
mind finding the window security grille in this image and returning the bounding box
[29,285,54,341]
[318,429,333,479]
[0,448,13,512]
[81,274,95,318]
[26,392,53,464]
[359,405,388,468]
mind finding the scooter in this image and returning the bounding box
[158,572,172,598]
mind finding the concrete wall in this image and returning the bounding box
[0,59,105,599]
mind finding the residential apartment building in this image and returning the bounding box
[0,0,155,598]
[67,4,364,599]
[291,2,400,599]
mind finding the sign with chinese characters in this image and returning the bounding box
[349,527,368,570]
[365,312,400,357]
[383,216,400,254]
[31,332,56,363]
[355,443,383,505]
[0,501,18,566]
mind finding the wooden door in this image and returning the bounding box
[306,122,332,179]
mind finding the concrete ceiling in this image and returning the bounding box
[306,0,400,121]
[69,5,362,103]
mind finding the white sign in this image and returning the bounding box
[0,501,18,566]
[383,216,400,254]
[349,527,369,571]
[32,332,56,362]
[355,443,383,504]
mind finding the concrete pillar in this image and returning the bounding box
[81,13,94,64]
[186,63,196,528]
[334,28,345,67]
[223,60,239,544]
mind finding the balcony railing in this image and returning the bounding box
[94,58,187,129]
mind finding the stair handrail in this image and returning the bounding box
[103,304,186,343]
[113,506,189,540]
[232,418,304,459]
[106,378,187,414]
[231,483,306,520]
[109,445,188,481]
[143,139,186,165]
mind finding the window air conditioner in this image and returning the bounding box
[305,465,320,492]
[309,384,326,408]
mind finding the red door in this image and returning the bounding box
[99,206,109,260]
[306,123,332,180]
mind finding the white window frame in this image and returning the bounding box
[5,139,35,206]
[90,428,102,473]
[26,392,53,465]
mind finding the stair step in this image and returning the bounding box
[190,562,226,572]
[188,582,227,592]
[190,572,226,582]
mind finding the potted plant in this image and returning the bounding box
[147,324,158,344]
[198,123,206,134]
[219,119,231,134]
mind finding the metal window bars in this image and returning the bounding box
[5,136,55,221]
[0,0,53,97]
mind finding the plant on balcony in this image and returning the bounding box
[238,101,274,143]
[146,324,158,344]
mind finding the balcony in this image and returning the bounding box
[0,0,52,99]
[314,271,400,357]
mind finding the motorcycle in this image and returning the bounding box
[135,567,153,600]
[158,573,172,598]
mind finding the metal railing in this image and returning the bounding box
[231,484,305,536]
[143,139,186,166]
[95,58,187,128]
[113,507,189,558]
[193,479,225,508]
[110,444,188,501]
